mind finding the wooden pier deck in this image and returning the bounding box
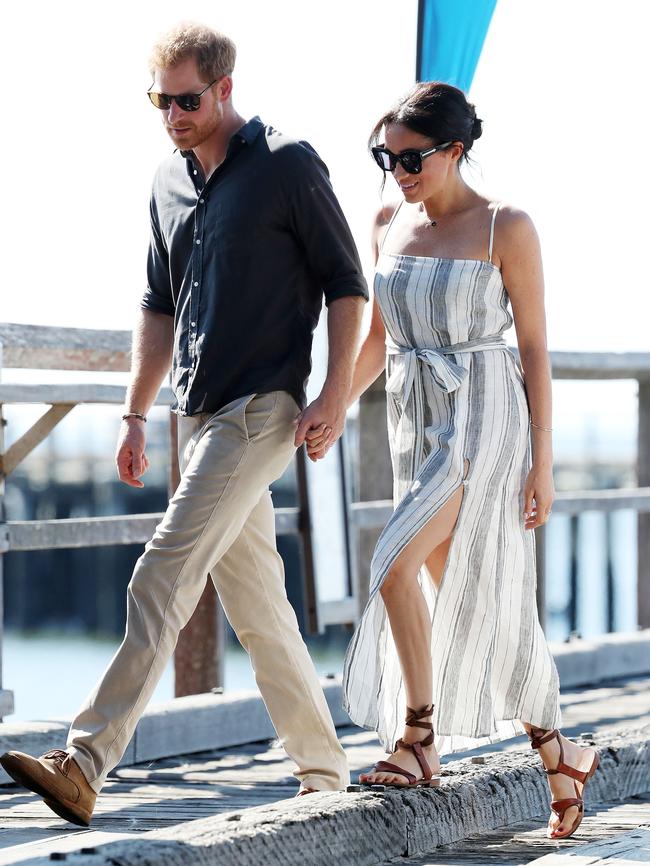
[1,672,649,865]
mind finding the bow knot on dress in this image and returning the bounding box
[385,336,507,404]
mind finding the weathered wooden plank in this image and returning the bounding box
[318,597,357,627]
[1,709,650,863]
[0,406,73,477]
[1,323,649,379]
[7,724,650,866]
[0,323,132,372]
[4,514,162,551]
[388,798,650,866]
[0,829,136,866]
[131,680,350,766]
[548,351,650,380]
[0,383,174,406]
[3,507,300,552]
[527,826,650,865]
[350,488,650,531]
[0,692,13,719]
[551,488,650,513]
[553,630,650,687]
[0,722,135,787]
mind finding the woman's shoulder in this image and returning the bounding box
[490,202,540,265]
[373,200,401,229]
[371,200,401,251]
[491,201,537,235]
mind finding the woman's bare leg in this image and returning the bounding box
[360,482,465,785]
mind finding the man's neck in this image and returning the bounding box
[193,109,248,182]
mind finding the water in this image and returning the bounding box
[2,631,345,723]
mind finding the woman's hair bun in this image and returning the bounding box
[369,82,484,166]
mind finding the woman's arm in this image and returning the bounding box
[346,295,387,408]
[498,206,555,530]
[305,204,393,458]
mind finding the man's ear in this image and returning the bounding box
[216,75,234,103]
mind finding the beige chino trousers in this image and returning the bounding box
[67,390,349,793]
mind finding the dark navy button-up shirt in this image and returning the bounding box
[141,115,368,416]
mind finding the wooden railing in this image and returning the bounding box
[1,322,649,719]
[353,347,650,634]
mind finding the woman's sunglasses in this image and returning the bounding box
[147,79,218,112]
[371,141,454,174]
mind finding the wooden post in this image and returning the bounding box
[169,411,226,697]
[0,342,15,719]
[605,511,615,633]
[638,380,650,628]
[355,374,392,617]
[568,515,579,636]
[295,447,319,634]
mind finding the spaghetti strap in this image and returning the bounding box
[379,201,404,253]
[488,202,503,263]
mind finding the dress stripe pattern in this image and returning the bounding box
[342,205,562,756]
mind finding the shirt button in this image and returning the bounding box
[191,321,196,327]
[193,169,198,175]
[195,239,201,245]
[199,198,205,204]
[193,281,199,287]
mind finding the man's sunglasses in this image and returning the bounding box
[371,141,454,174]
[147,79,218,112]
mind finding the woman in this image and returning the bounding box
[306,82,599,840]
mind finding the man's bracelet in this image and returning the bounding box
[122,412,147,423]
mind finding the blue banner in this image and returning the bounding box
[417,0,498,92]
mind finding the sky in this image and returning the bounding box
[0,0,647,455]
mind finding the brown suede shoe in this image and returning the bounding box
[0,749,96,826]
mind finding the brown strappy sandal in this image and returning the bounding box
[360,703,439,788]
[528,725,600,839]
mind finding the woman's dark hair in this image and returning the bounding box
[370,81,483,164]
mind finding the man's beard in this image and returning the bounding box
[167,112,220,150]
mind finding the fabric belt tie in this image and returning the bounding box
[385,335,508,404]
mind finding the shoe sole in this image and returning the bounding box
[0,754,91,827]
[358,776,441,789]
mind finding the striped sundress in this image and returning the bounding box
[343,202,562,757]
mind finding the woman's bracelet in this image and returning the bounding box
[530,419,552,432]
[122,412,147,423]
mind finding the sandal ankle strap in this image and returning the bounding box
[405,703,435,731]
[395,730,435,751]
[393,735,434,780]
[527,726,559,750]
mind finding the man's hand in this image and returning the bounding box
[294,389,347,462]
[115,418,150,487]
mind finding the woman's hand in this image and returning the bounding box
[304,422,332,461]
[523,463,555,530]
[294,390,347,462]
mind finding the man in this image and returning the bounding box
[0,22,367,825]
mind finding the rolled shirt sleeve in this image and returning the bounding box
[288,143,368,307]
[141,195,175,317]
